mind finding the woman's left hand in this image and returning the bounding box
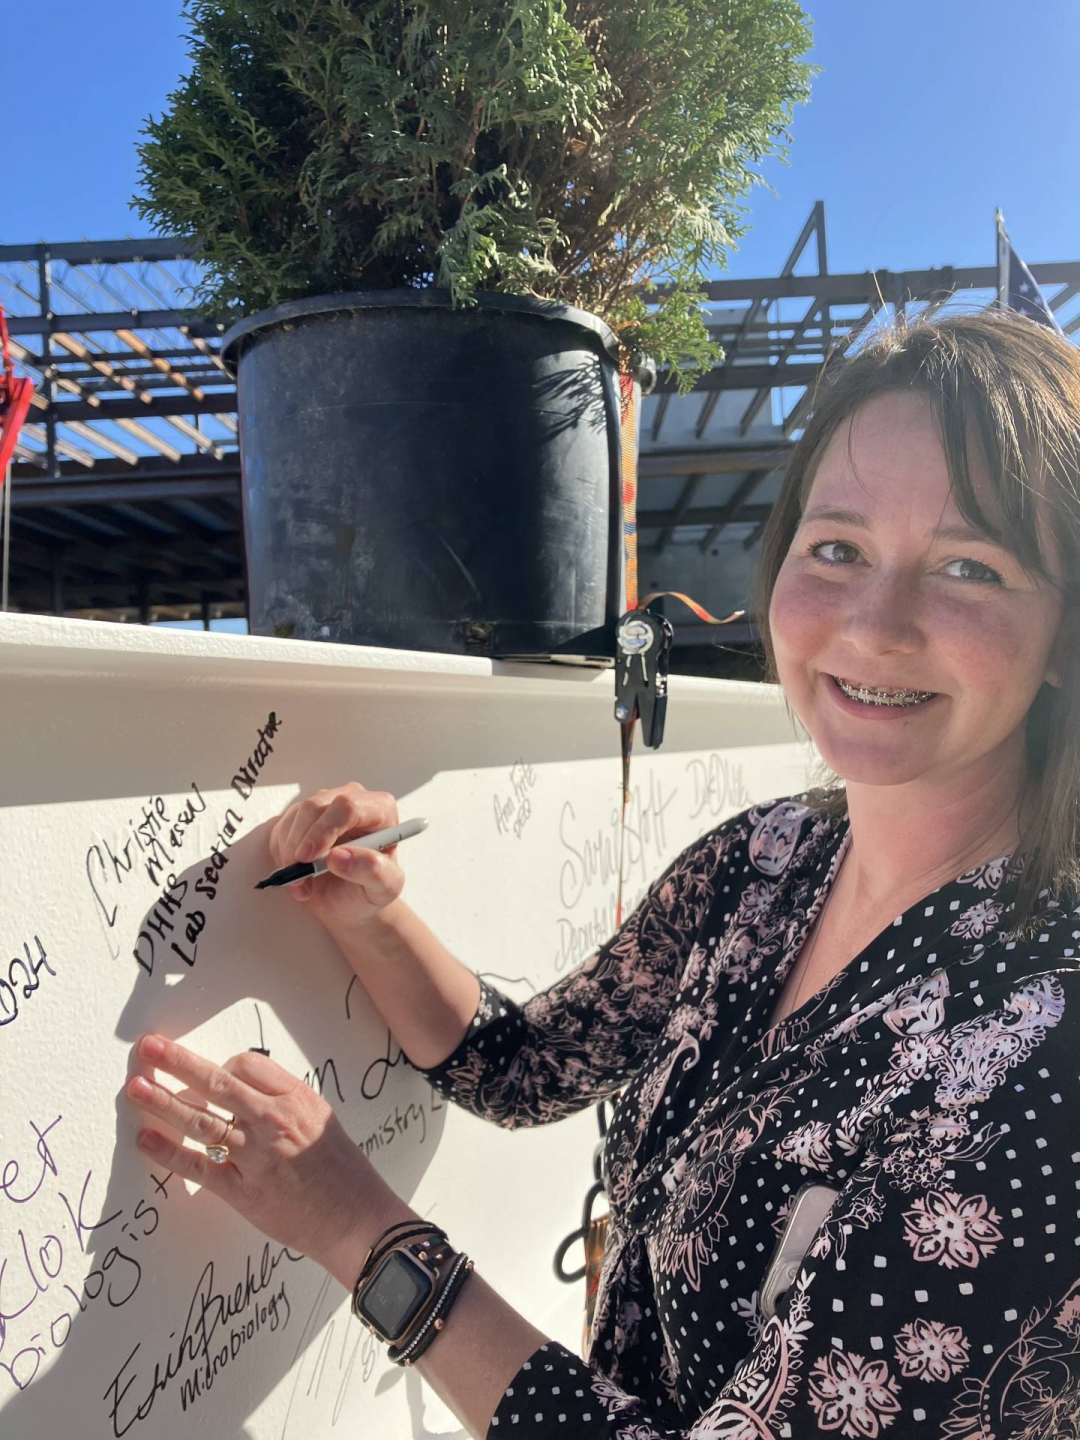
[124,1034,413,1287]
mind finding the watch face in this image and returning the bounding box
[356,1251,433,1341]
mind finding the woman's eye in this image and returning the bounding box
[804,539,1004,587]
[806,540,858,566]
[943,557,1004,585]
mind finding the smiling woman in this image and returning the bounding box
[754,309,1080,942]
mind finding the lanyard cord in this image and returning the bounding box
[615,364,637,928]
[559,354,750,1311]
[613,356,745,927]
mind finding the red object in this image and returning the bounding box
[0,305,34,482]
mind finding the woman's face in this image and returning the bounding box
[768,390,1066,798]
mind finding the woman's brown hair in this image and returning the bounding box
[752,308,1080,938]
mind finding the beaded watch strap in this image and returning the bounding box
[387,1252,474,1366]
[351,1218,474,1365]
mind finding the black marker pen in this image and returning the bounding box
[254,817,429,890]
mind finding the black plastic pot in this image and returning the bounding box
[222,290,636,658]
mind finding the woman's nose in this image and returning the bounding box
[836,570,922,654]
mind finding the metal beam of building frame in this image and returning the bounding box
[778,212,819,272]
[1049,283,1080,313]
[18,595,246,619]
[639,501,771,528]
[51,332,155,403]
[197,497,240,524]
[706,202,826,446]
[16,506,134,549]
[15,339,105,422]
[59,422,139,465]
[37,252,58,476]
[654,474,705,555]
[6,216,1079,630]
[9,476,239,507]
[14,533,157,582]
[739,302,821,436]
[112,418,184,462]
[21,236,1019,306]
[115,327,206,401]
[41,391,233,423]
[704,315,854,341]
[650,391,672,443]
[13,581,247,614]
[742,520,768,552]
[103,501,183,539]
[165,415,225,459]
[166,498,237,535]
[697,259,788,439]
[694,389,721,440]
[10,574,240,604]
[782,388,814,438]
[11,450,237,484]
[13,444,47,468]
[840,298,887,352]
[182,329,232,376]
[49,370,224,391]
[13,261,1059,344]
[775,307,873,442]
[0,239,200,263]
[661,262,1080,305]
[698,470,771,552]
[20,423,97,468]
[8,309,225,339]
[652,361,824,396]
[696,342,829,363]
[49,504,129,540]
[639,445,793,478]
[10,512,87,550]
[779,317,859,437]
[814,200,831,367]
[690,202,828,441]
[5,551,53,581]
[28,346,220,366]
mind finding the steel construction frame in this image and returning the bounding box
[3,206,1079,630]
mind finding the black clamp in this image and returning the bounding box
[614,609,673,749]
[553,1098,614,1284]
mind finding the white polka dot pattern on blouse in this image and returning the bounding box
[414,796,1080,1439]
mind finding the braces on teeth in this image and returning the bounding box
[836,677,934,707]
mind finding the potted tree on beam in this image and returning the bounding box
[135,0,813,655]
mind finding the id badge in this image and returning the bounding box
[760,1182,839,1320]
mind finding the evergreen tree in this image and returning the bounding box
[135,0,815,387]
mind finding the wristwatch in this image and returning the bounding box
[351,1237,453,1344]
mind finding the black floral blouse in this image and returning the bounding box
[414,796,1080,1439]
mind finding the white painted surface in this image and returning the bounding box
[0,614,811,1440]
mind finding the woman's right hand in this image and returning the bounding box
[266,783,406,933]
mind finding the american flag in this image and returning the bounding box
[996,211,1064,332]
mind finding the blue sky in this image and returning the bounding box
[6,0,1078,279]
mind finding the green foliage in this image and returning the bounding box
[135,0,815,386]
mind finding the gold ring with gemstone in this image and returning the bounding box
[206,1116,236,1165]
